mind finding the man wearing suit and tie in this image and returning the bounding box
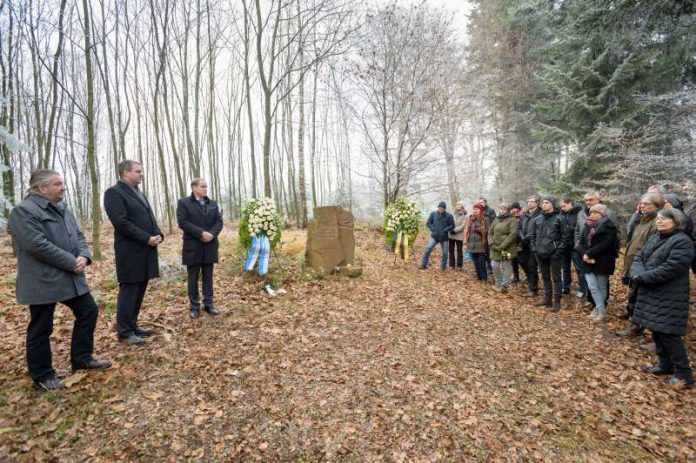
[104,160,164,345]
[176,178,223,319]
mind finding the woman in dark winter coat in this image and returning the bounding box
[631,208,694,390]
[579,204,618,322]
[465,203,489,281]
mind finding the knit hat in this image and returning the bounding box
[473,203,485,212]
[510,201,521,210]
[541,195,558,209]
[589,204,608,217]
[664,193,684,211]
[438,201,447,209]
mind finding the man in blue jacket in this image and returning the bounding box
[419,201,455,271]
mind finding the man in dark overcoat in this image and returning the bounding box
[103,160,164,345]
[176,178,224,318]
[9,170,111,390]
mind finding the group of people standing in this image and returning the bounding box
[8,161,223,391]
[420,190,695,390]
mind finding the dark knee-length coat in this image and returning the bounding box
[104,181,164,283]
[176,194,223,266]
[630,230,694,335]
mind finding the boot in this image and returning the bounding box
[640,341,656,352]
[616,322,641,338]
[535,295,551,308]
[592,311,606,322]
[548,295,561,312]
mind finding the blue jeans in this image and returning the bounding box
[562,250,588,294]
[421,238,449,270]
[473,253,488,280]
[571,250,587,294]
[492,259,512,288]
[585,272,608,311]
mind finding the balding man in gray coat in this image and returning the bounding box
[9,170,111,391]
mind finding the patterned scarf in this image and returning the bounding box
[587,217,599,245]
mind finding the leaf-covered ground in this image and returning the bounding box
[0,226,695,462]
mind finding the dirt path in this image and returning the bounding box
[0,228,694,462]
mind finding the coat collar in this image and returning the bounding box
[117,180,150,208]
[27,192,65,212]
[28,192,51,209]
[189,193,210,204]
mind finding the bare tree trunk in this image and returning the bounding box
[241,0,257,197]
[254,0,281,198]
[94,0,120,179]
[28,0,46,168]
[81,0,102,258]
[43,0,68,173]
[193,0,203,169]
[205,0,218,200]
[310,65,318,208]
[162,72,186,197]
[1,0,16,214]
[149,0,173,232]
[296,6,307,226]
[180,6,198,179]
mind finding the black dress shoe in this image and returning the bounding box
[204,305,219,316]
[190,309,200,319]
[34,376,64,391]
[73,358,112,371]
[641,365,674,376]
[135,326,155,337]
[119,334,146,345]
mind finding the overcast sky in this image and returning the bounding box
[431,0,473,40]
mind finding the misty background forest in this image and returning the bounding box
[1,0,695,239]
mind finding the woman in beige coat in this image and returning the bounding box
[449,202,468,270]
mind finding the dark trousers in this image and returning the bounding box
[653,331,693,380]
[27,292,98,381]
[473,252,488,281]
[511,257,520,280]
[561,250,573,291]
[538,256,562,297]
[116,280,149,338]
[520,245,538,292]
[187,264,214,308]
[448,239,463,268]
[571,250,588,294]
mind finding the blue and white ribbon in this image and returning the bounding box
[244,235,271,275]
